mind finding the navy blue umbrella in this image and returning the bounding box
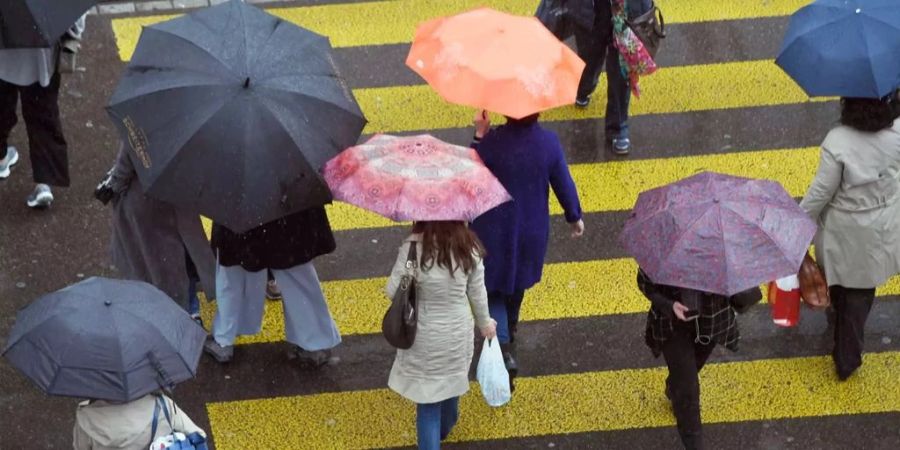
[776,0,900,98]
[2,278,207,402]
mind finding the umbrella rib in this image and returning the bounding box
[721,204,796,268]
[140,28,237,81]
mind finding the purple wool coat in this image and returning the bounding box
[470,121,583,295]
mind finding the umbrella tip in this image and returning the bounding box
[244,77,250,88]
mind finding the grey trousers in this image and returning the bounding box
[212,262,341,350]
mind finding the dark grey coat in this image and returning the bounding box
[108,148,216,310]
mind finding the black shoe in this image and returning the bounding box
[575,96,591,108]
[289,346,331,369]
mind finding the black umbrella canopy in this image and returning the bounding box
[107,0,367,232]
[2,277,207,402]
[0,0,95,48]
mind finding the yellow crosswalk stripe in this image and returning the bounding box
[200,145,821,233]
[357,60,818,134]
[206,352,900,449]
[111,0,809,61]
[322,145,821,231]
[200,257,900,345]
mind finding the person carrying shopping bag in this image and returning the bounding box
[386,222,497,449]
[799,89,900,380]
[323,133,512,449]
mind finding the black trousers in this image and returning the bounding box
[830,285,876,379]
[661,323,716,450]
[0,73,69,186]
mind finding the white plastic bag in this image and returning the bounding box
[476,338,511,407]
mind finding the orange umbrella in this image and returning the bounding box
[406,7,586,119]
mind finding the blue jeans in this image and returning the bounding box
[188,278,200,316]
[488,291,525,344]
[416,397,459,450]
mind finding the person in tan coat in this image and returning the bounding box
[386,221,496,450]
[73,393,205,450]
[800,89,900,380]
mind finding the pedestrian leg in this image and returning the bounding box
[20,73,68,186]
[574,25,610,102]
[439,396,460,441]
[662,326,705,450]
[0,79,18,158]
[212,264,266,347]
[604,47,631,141]
[488,292,511,344]
[505,290,526,343]
[831,285,876,380]
[272,263,341,351]
[416,401,442,450]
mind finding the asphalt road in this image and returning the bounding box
[1,1,899,449]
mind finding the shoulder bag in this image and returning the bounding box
[382,242,419,349]
[627,2,666,58]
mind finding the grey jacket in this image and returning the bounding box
[800,120,900,288]
[0,15,85,87]
[108,147,216,309]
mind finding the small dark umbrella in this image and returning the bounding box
[2,277,207,402]
[0,0,95,48]
[106,0,367,233]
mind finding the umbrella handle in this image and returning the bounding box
[147,351,175,394]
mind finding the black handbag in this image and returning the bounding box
[628,3,666,58]
[536,0,574,41]
[382,242,419,349]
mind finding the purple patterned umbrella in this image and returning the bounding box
[619,172,816,296]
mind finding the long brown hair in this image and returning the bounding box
[412,221,485,277]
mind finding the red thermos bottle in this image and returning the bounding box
[768,275,801,327]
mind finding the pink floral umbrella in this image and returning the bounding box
[322,134,512,222]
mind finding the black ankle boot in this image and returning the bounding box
[500,342,518,378]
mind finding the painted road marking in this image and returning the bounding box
[111,0,809,60]
[202,257,900,345]
[319,145,821,231]
[206,352,900,448]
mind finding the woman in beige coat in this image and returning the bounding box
[73,393,205,450]
[800,89,900,380]
[386,221,496,450]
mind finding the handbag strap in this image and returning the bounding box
[150,395,175,445]
[405,241,418,275]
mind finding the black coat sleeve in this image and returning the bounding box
[729,287,763,314]
[637,269,676,319]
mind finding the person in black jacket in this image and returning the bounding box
[637,268,762,450]
[570,0,652,155]
[204,207,341,367]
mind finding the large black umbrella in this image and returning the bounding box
[0,0,95,48]
[2,277,207,402]
[106,0,367,233]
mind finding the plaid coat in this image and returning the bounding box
[637,269,761,357]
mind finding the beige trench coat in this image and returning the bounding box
[386,235,491,404]
[800,120,900,288]
[73,395,204,450]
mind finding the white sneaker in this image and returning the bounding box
[0,146,19,179]
[26,184,53,209]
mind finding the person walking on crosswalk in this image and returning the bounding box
[637,268,762,450]
[385,221,496,450]
[570,0,653,155]
[469,111,584,392]
[800,89,900,381]
[0,16,85,208]
[204,207,342,367]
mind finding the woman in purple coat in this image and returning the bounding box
[469,111,584,390]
